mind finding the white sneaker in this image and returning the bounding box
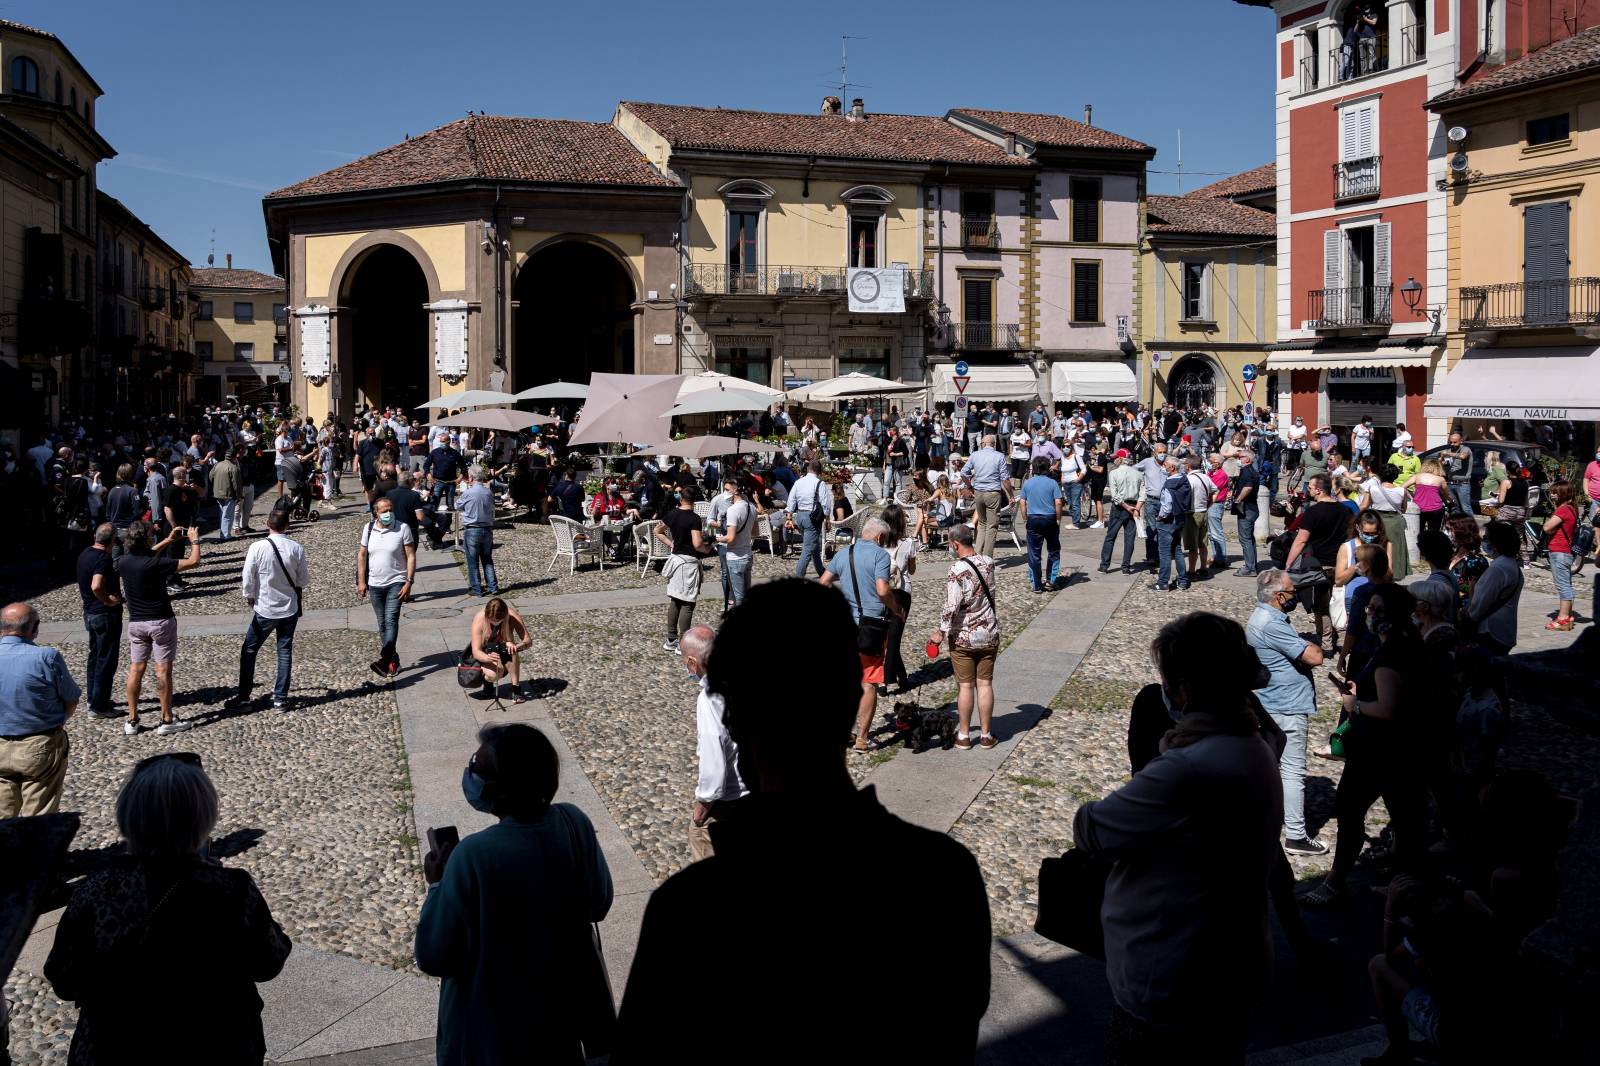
[1090,521,1105,529]
[155,716,193,735]
[123,720,141,736]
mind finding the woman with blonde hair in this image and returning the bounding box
[471,596,534,703]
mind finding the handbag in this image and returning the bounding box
[1289,550,1329,589]
[846,545,889,656]
[455,644,484,688]
[1033,849,1109,959]
[553,805,617,1057]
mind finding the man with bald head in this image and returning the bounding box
[683,624,746,861]
[0,602,80,818]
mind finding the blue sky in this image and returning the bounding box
[25,0,1275,274]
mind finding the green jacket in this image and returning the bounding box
[209,459,242,501]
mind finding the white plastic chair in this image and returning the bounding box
[994,503,1023,551]
[754,513,777,556]
[548,515,605,573]
[824,508,872,559]
[633,519,674,576]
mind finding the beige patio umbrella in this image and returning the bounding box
[414,389,519,411]
[567,372,686,447]
[512,381,589,401]
[431,409,559,431]
[784,372,924,403]
[632,435,784,459]
[675,371,783,399]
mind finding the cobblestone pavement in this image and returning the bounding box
[4,629,422,1066]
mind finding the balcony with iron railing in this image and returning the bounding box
[1303,34,1391,92]
[682,263,937,299]
[1308,285,1393,330]
[139,285,166,311]
[950,321,1022,350]
[1333,156,1381,202]
[961,217,999,250]
[170,294,185,319]
[1459,278,1600,332]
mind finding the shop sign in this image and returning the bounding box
[1327,367,1394,382]
[847,268,905,314]
[783,377,812,390]
[1445,407,1586,420]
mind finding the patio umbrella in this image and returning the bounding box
[785,372,924,403]
[512,380,590,401]
[675,371,783,399]
[632,435,784,459]
[670,388,780,417]
[414,389,519,411]
[431,409,558,432]
[567,372,685,447]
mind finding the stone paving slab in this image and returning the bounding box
[273,971,438,1062]
[258,947,426,1061]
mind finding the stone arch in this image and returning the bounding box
[1166,352,1229,411]
[329,229,445,305]
[514,232,641,299]
[512,237,640,390]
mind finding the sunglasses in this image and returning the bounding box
[134,751,202,773]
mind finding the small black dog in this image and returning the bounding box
[887,702,957,753]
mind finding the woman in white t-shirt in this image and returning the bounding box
[880,503,919,695]
[1008,429,1033,485]
[1358,463,1410,578]
[356,497,416,677]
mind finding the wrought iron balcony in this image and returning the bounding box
[139,285,167,311]
[682,263,937,299]
[1399,23,1425,65]
[951,322,1022,350]
[1327,34,1389,85]
[170,294,185,319]
[1308,285,1392,329]
[1333,156,1381,202]
[961,218,999,250]
[1459,278,1600,331]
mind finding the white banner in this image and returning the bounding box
[295,304,331,380]
[428,299,469,381]
[847,267,905,314]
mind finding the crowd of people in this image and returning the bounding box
[3,394,1595,1065]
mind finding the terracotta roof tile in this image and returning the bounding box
[267,115,674,199]
[1146,194,1274,237]
[1428,24,1600,107]
[949,109,1153,152]
[190,268,285,291]
[1187,163,1276,201]
[621,101,1031,166]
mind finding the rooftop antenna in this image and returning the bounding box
[1176,128,1184,194]
[207,228,215,268]
[835,35,870,102]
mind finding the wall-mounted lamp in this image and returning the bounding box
[1399,276,1443,335]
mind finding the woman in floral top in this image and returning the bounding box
[928,525,1000,750]
[1447,514,1490,617]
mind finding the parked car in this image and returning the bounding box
[1418,439,1545,513]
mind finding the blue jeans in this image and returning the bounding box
[1156,517,1188,588]
[1100,504,1137,569]
[883,465,902,499]
[369,583,403,662]
[1269,711,1310,840]
[1025,517,1061,590]
[83,611,122,715]
[1206,501,1227,565]
[1237,505,1260,571]
[1551,551,1575,602]
[1143,494,1162,563]
[239,613,298,702]
[1065,482,1084,526]
[793,511,825,578]
[715,544,732,605]
[1450,482,1473,515]
[463,526,498,595]
[218,498,237,540]
[724,553,752,607]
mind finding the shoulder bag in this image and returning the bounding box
[810,479,828,529]
[264,536,304,618]
[1033,848,1109,959]
[962,557,995,612]
[847,544,889,656]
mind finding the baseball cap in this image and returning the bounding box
[1114,449,1129,459]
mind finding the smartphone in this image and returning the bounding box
[426,825,460,857]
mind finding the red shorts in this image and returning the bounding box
[859,653,885,686]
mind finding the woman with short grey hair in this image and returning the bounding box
[45,753,292,1064]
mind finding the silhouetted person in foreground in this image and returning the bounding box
[612,579,991,1063]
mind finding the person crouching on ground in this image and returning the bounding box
[470,597,532,704]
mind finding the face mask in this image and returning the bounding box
[1359,531,1377,544]
[461,764,495,814]
[1369,613,1392,637]
[378,511,394,525]
[1411,614,1424,629]
[1402,448,1414,456]
[1160,685,1183,722]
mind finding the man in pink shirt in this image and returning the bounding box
[1206,452,1231,572]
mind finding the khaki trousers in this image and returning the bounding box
[0,727,70,820]
[974,490,1004,557]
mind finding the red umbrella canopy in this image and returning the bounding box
[567,373,685,447]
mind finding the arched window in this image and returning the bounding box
[54,70,63,102]
[10,56,39,96]
[1168,356,1217,410]
[841,185,895,269]
[69,86,77,112]
[717,180,774,292]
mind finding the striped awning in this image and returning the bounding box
[1265,351,1433,372]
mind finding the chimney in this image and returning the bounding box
[226,253,232,270]
[821,95,842,115]
[1004,132,1017,155]
[1083,104,1093,127]
[849,98,865,121]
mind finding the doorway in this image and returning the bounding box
[342,245,430,414]
[513,241,635,389]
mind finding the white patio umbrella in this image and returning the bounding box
[784,372,924,403]
[669,388,781,417]
[431,409,559,432]
[632,435,784,459]
[414,389,519,411]
[512,381,590,401]
[567,372,685,447]
[675,370,783,399]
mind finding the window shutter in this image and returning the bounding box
[1373,223,1391,292]
[1356,105,1376,158]
[1525,201,1571,322]
[1340,108,1359,161]
[1323,228,1344,290]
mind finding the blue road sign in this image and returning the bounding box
[1241,363,1257,382]
[953,359,970,377]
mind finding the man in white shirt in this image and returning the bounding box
[717,481,756,610]
[681,625,747,861]
[785,460,833,579]
[1008,426,1033,486]
[1060,444,1088,529]
[1183,455,1214,575]
[1351,417,1373,462]
[273,428,292,498]
[225,507,310,712]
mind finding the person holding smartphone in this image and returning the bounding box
[118,520,200,736]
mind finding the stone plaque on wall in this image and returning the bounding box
[428,299,469,382]
[295,305,331,380]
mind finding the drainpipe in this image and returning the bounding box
[493,184,505,380]
[678,176,692,374]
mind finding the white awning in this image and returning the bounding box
[933,364,1041,403]
[1424,346,1600,421]
[1266,351,1433,372]
[1049,361,1137,403]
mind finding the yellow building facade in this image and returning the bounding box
[191,264,287,406]
[1425,32,1600,452]
[1140,166,1277,414]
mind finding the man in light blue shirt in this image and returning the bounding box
[457,467,499,596]
[1133,442,1169,569]
[1015,457,1063,592]
[1245,569,1327,854]
[961,435,1009,557]
[0,603,80,818]
[820,520,904,752]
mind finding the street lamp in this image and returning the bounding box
[1399,276,1443,335]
